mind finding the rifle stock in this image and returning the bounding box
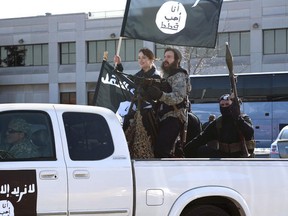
[225,42,249,157]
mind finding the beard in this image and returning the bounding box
[161,60,178,74]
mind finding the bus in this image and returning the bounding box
[189,71,288,149]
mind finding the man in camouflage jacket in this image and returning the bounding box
[2,118,41,159]
[146,47,191,158]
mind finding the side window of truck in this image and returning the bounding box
[0,111,56,161]
[63,112,114,160]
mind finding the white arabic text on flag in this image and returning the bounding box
[93,60,135,113]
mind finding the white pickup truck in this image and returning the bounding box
[0,103,287,216]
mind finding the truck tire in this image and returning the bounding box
[181,205,230,216]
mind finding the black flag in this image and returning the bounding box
[121,0,223,48]
[0,170,37,216]
[93,60,135,113]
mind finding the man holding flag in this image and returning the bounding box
[119,0,223,157]
[114,48,160,131]
[93,0,223,157]
[114,48,161,158]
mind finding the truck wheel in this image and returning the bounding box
[181,205,230,216]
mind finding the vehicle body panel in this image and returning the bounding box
[1,104,288,216]
[0,104,67,215]
[133,159,288,216]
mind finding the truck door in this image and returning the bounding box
[58,110,133,216]
[0,109,67,216]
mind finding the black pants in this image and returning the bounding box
[154,117,182,158]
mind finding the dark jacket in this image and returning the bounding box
[122,65,161,143]
[133,66,161,109]
[184,114,255,157]
[135,66,161,79]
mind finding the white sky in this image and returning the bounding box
[0,0,127,19]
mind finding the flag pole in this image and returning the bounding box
[114,36,123,68]
[116,37,123,56]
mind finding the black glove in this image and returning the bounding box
[115,63,123,72]
[146,86,163,100]
[160,80,171,92]
[231,102,240,120]
[237,115,245,124]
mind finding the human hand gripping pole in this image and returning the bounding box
[226,42,249,157]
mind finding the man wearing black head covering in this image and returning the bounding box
[184,94,255,158]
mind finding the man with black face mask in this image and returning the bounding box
[184,94,255,158]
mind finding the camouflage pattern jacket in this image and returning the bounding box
[158,67,191,123]
[7,138,41,158]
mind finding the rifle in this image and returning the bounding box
[225,42,249,157]
[133,77,162,89]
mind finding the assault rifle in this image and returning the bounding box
[133,76,162,89]
[225,42,249,157]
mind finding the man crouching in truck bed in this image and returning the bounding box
[184,93,255,158]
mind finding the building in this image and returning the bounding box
[0,0,287,104]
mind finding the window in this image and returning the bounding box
[60,92,76,104]
[216,31,250,57]
[63,112,114,160]
[263,29,288,54]
[60,42,76,64]
[87,91,95,106]
[87,39,143,63]
[155,31,250,59]
[0,111,56,161]
[189,72,288,103]
[0,44,48,67]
